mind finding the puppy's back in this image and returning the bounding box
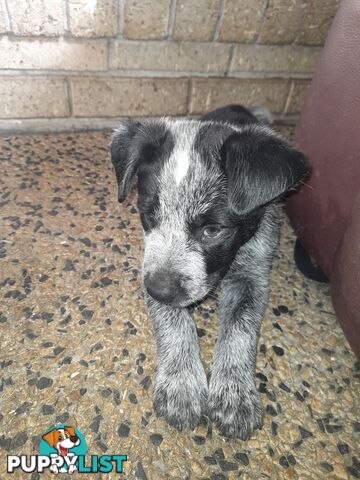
[200,104,273,127]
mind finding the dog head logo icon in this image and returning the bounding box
[40,424,87,474]
[42,426,80,456]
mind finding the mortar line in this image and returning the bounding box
[0,33,114,43]
[282,80,294,117]
[107,39,112,70]
[62,0,70,33]
[118,0,124,38]
[213,0,225,41]
[186,78,193,115]
[0,69,313,80]
[66,77,74,117]
[166,0,177,39]
[225,44,236,76]
[255,0,270,44]
[2,0,12,31]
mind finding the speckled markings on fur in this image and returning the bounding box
[111,105,308,439]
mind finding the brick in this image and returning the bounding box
[189,78,289,115]
[258,0,307,45]
[0,76,69,118]
[296,0,339,45]
[123,0,170,40]
[0,37,107,71]
[68,0,117,37]
[285,80,311,115]
[111,40,230,73]
[71,77,188,117]
[172,0,220,41]
[230,45,320,74]
[7,0,64,36]
[218,0,265,43]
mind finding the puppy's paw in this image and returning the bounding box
[153,368,208,431]
[208,377,263,440]
[49,464,59,474]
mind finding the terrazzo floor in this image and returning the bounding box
[0,130,359,480]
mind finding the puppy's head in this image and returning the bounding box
[42,426,80,449]
[111,119,307,307]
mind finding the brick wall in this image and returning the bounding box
[0,0,340,133]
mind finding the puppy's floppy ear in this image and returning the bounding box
[221,126,308,215]
[64,426,76,436]
[42,430,57,447]
[111,119,171,203]
[111,120,141,202]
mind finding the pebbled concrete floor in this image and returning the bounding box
[0,131,359,479]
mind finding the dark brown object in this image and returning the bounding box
[286,0,360,357]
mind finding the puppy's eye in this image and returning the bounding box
[202,225,223,239]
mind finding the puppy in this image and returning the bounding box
[42,426,80,474]
[111,105,308,439]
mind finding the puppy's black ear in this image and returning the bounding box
[111,120,140,202]
[111,120,170,202]
[221,127,308,215]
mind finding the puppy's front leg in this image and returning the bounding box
[208,234,274,440]
[146,295,208,430]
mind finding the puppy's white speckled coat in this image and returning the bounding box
[111,105,308,439]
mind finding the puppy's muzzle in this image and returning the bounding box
[144,270,187,305]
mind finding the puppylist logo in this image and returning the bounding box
[7,424,127,475]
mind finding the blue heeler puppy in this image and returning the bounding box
[111,105,308,439]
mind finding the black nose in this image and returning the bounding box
[144,271,184,304]
[70,435,78,443]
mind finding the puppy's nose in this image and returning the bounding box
[70,435,78,443]
[144,271,183,304]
